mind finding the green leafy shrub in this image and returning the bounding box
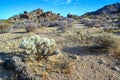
[20,35,56,55]
[93,32,120,48]
[0,23,12,33]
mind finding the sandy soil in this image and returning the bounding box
[0,27,120,80]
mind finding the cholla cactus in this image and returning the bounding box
[20,35,56,55]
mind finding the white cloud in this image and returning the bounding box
[43,0,79,5]
[66,0,72,4]
[43,0,47,1]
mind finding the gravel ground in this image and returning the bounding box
[0,27,120,80]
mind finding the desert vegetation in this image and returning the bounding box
[0,3,120,80]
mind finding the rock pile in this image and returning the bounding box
[3,56,41,80]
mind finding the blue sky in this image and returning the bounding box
[0,0,120,19]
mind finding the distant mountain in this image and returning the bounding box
[84,3,120,16]
[80,3,120,28]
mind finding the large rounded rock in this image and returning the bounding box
[3,56,41,80]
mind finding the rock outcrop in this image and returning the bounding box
[10,8,60,21]
[84,3,120,15]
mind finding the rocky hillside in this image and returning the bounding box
[9,8,60,21]
[80,3,120,29]
[84,3,120,15]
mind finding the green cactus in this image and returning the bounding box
[20,35,56,55]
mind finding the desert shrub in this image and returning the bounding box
[25,23,37,32]
[13,21,25,28]
[38,18,50,27]
[109,46,120,60]
[57,18,74,32]
[20,35,56,56]
[0,23,12,33]
[93,32,120,48]
[66,18,74,24]
[70,28,104,44]
[13,20,39,29]
[1,19,15,24]
[61,61,75,74]
[25,26,36,32]
[48,21,58,27]
[84,20,96,27]
[57,20,67,32]
[71,31,94,44]
[80,19,102,28]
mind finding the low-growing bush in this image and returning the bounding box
[69,28,104,44]
[57,21,68,32]
[25,23,37,32]
[71,31,93,44]
[0,23,12,33]
[93,32,120,48]
[48,21,58,27]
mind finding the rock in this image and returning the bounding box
[3,56,41,80]
[111,66,120,72]
[115,62,120,65]
[98,58,106,64]
[53,49,60,55]
[69,54,78,60]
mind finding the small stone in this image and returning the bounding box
[111,66,120,72]
[88,57,92,62]
[53,49,60,55]
[69,54,78,60]
[98,58,105,64]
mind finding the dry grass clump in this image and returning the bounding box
[93,32,120,60]
[93,32,120,49]
[71,31,93,44]
[51,60,76,75]
[109,46,120,60]
[0,23,12,33]
[63,61,76,74]
[69,28,103,44]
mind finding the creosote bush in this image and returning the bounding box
[70,28,104,44]
[93,32,120,48]
[20,35,56,56]
[0,23,12,33]
[25,23,38,32]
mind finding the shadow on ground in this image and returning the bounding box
[12,31,27,34]
[0,52,23,79]
[62,46,108,56]
[0,51,25,62]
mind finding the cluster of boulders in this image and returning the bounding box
[11,8,60,21]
